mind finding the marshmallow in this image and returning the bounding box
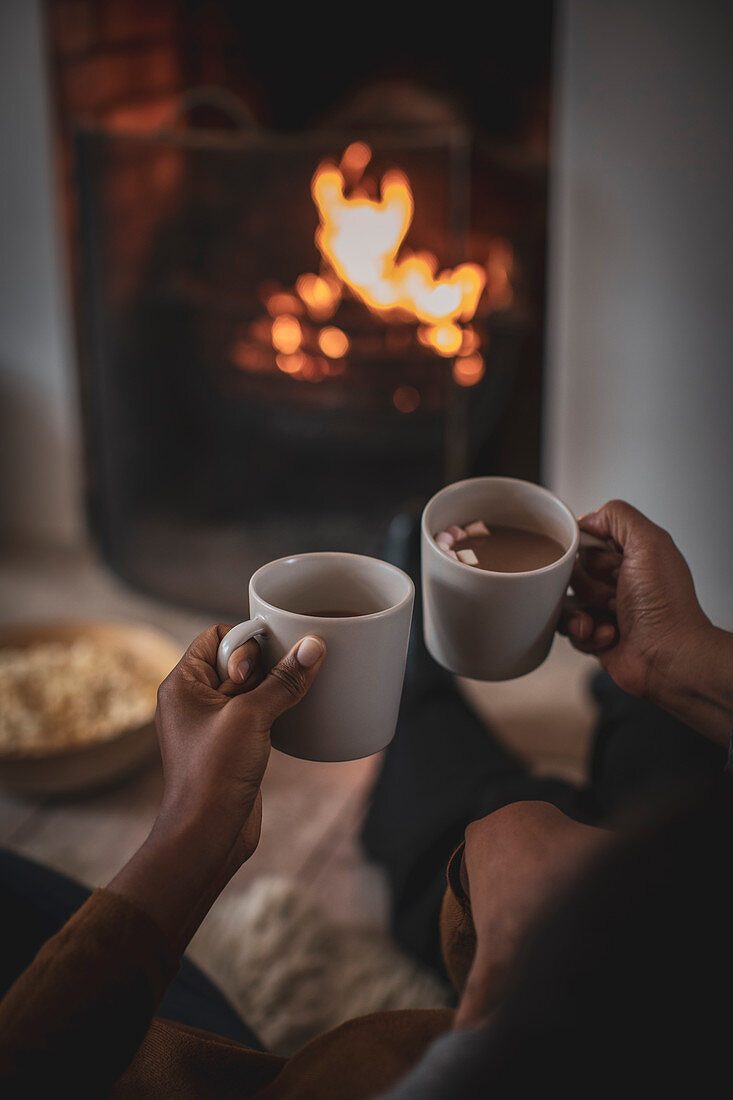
[446,548,458,559]
[435,531,454,549]
[447,525,467,541]
[457,548,479,565]
[465,520,490,537]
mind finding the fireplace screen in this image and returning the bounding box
[76,119,525,614]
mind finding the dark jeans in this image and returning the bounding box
[0,846,265,1051]
[361,550,727,975]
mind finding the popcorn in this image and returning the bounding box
[447,525,467,541]
[457,548,479,566]
[0,640,158,753]
[465,520,490,537]
[435,531,454,549]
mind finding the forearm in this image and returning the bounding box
[107,812,236,956]
[648,625,733,748]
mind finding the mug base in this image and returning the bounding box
[424,631,554,682]
[270,735,394,764]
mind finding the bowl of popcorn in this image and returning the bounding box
[0,621,181,797]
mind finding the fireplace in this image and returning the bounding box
[46,1,551,615]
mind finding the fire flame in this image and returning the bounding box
[311,153,486,352]
[234,145,513,399]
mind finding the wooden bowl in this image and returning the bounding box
[0,620,182,798]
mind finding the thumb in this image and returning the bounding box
[249,635,326,725]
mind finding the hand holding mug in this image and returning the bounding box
[561,500,711,698]
[155,624,326,870]
[560,499,733,746]
[109,623,326,954]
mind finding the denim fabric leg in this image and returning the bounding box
[587,671,727,820]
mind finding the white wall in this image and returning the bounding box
[0,0,82,546]
[545,0,733,626]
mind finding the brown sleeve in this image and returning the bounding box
[251,1010,453,1100]
[439,842,477,994]
[0,887,180,1094]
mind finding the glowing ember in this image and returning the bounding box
[460,327,481,355]
[318,326,349,358]
[296,273,341,320]
[276,351,306,375]
[266,292,303,317]
[452,353,485,387]
[393,385,421,413]
[300,356,326,382]
[311,154,486,335]
[271,315,303,354]
[425,323,463,357]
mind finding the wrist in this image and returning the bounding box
[647,623,733,746]
[151,803,238,880]
[155,783,249,859]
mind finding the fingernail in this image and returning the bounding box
[296,636,324,668]
[232,657,251,683]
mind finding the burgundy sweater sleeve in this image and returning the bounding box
[0,887,180,1094]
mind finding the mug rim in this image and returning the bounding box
[249,551,415,621]
[422,476,580,579]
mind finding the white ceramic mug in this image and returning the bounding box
[422,477,585,681]
[216,552,414,761]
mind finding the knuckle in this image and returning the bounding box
[644,521,673,554]
[198,624,221,652]
[215,623,235,646]
[269,657,307,701]
[603,498,630,519]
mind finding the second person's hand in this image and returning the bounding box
[561,500,710,698]
[560,500,733,744]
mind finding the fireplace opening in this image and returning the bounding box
[47,2,551,615]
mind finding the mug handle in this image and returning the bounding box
[216,616,268,681]
[578,530,617,553]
